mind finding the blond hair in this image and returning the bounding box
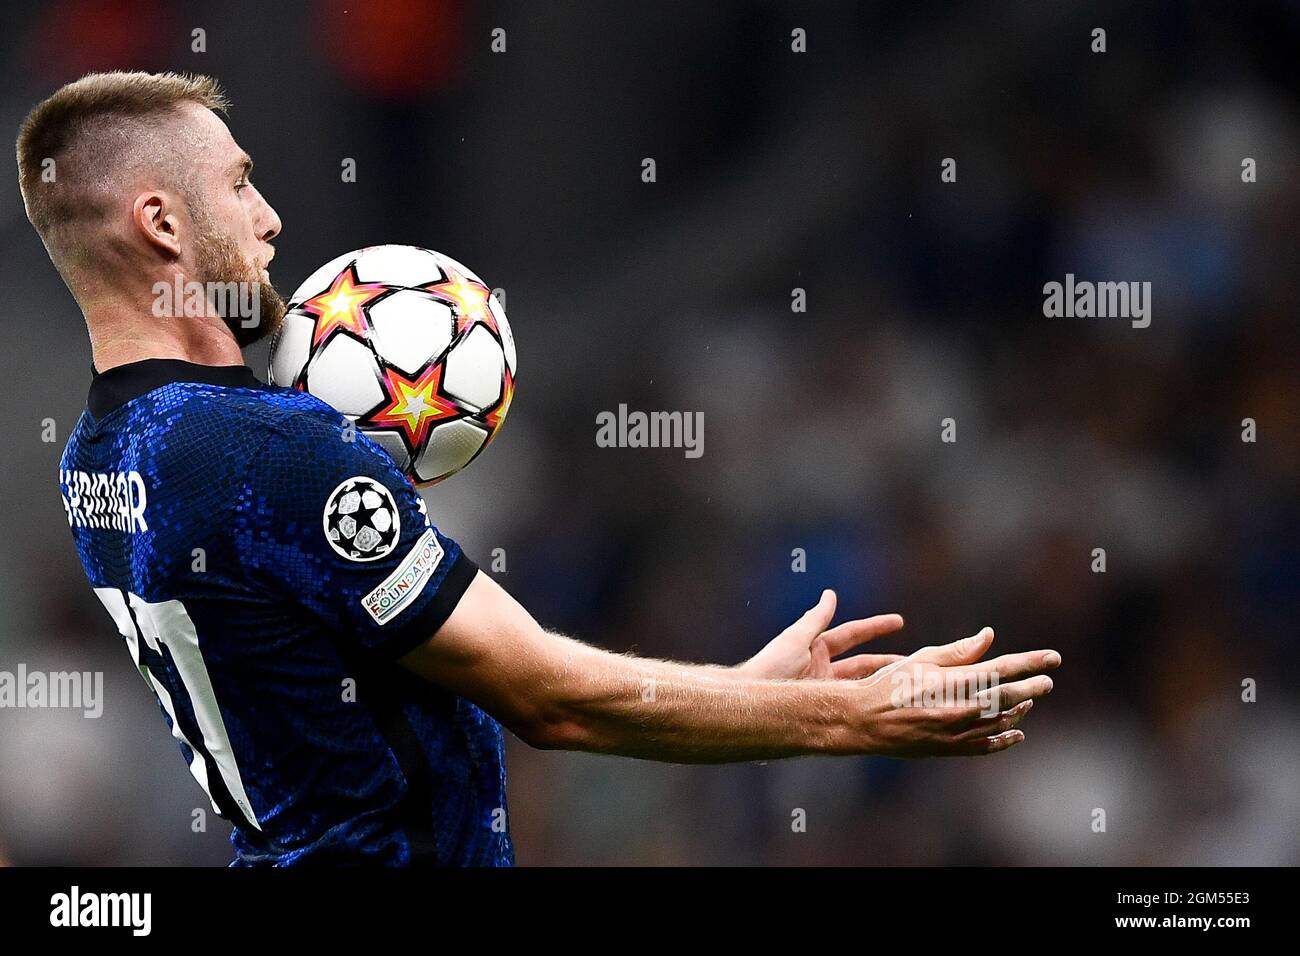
[16,71,229,276]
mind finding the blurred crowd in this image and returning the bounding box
[0,1,1296,864]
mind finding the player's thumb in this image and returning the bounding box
[911,626,994,666]
[786,589,837,641]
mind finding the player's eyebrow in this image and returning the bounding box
[229,154,253,178]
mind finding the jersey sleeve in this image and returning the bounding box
[231,412,478,658]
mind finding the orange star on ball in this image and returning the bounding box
[368,362,463,451]
[483,366,515,433]
[424,265,500,338]
[301,264,391,348]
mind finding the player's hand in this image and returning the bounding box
[847,626,1061,757]
[738,589,906,681]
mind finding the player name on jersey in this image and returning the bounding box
[60,468,149,532]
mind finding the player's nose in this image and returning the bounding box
[257,197,282,243]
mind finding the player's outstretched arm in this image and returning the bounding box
[399,571,1061,763]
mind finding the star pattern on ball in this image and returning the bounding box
[483,366,515,433]
[301,263,391,348]
[424,265,501,338]
[369,362,464,451]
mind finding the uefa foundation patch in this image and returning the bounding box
[361,528,445,625]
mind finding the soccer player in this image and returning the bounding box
[18,72,1060,866]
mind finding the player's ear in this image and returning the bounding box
[132,191,183,259]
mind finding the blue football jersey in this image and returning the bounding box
[59,359,513,866]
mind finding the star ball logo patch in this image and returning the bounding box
[322,476,401,562]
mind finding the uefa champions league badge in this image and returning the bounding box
[322,476,400,562]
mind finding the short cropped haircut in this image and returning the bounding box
[16,71,229,270]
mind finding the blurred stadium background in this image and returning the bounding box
[1,0,1297,865]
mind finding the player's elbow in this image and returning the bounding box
[510,698,597,753]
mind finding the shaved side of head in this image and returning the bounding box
[16,72,230,302]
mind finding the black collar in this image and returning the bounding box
[88,359,260,418]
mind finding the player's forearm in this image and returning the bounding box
[520,636,856,763]
[405,571,865,762]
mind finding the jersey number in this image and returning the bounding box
[93,588,261,830]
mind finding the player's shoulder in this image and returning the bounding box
[184,382,335,429]
[136,381,385,485]
[161,381,352,448]
[195,384,407,488]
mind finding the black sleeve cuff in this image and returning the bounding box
[370,548,479,660]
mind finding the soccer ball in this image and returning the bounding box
[268,244,516,486]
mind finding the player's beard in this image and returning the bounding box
[191,220,286,348]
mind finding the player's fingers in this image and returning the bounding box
[820,613,905,657]
[974,675,1054,711]
[910,626,995,667]
[954,700,1033,740]
[830,652,906,679]
[951,649,1062,684]
[950,729,1025,756]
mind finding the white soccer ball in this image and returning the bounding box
[269,244,517,486]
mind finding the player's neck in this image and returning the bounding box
[87,301,245,373]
